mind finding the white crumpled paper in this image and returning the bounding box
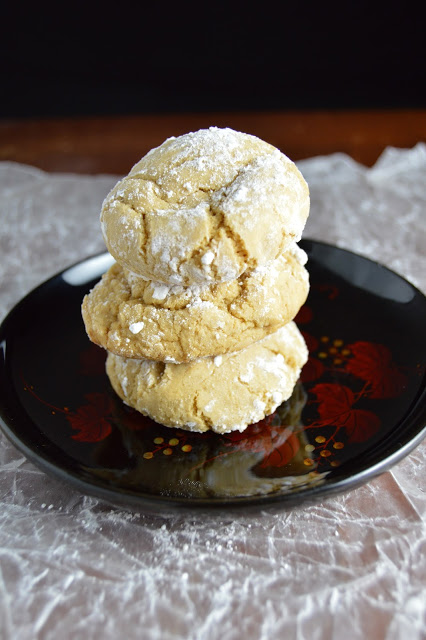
[0,145,425,640]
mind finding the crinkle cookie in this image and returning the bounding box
[100,127,310,285]
[106,322,308,433]
[81,245,309,363]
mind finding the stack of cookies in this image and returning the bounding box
[82,128,310,434]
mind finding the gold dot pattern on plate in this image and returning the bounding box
[303,432,347,469]
[333,442,344,449]
[315,336,351,364]
[142,433,194,460]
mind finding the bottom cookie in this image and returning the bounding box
[106,322,308,434]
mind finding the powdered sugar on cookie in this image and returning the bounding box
[100,127,309,286]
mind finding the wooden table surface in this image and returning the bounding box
[1,109,425,174]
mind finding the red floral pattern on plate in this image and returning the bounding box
[310,383,381,443]
[67,393,113,442]
[345,341,408,399]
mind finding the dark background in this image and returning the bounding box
[1,1,425,119]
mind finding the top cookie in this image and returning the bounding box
[100,127,310,286]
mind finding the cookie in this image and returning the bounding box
[82,244,309,362]
[105,321,308,434]
[100,127,310,285]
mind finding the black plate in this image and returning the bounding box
[1,240,425,511]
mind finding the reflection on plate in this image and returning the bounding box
[0,240,425,510]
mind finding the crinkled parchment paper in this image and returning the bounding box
[0,145,425,640]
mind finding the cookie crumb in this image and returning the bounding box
[129,321,144,334]
[201,251,215,266]
[151,284,170,301]
[272,391,282,404]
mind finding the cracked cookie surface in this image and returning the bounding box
[106,322,308,433]
[81,245,309,363]
[100,127,310,285]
